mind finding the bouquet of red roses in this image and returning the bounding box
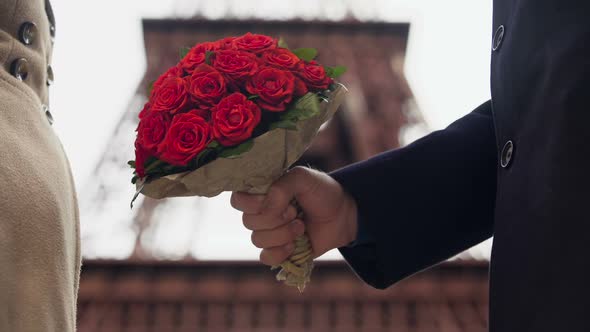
[129,33,346,291]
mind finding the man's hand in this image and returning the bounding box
[230,166,358,266]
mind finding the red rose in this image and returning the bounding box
[218,36,236,50]
[262,48,301,70]
[212,93,261,146]
[151,66,183,96]
[260,49,308,96]
[211,50,259,85]
[188,108,211,121]
[296,61,332,91]
[138,102,151,119]
[188,64,227,110]
[179,42,219,74]
[293,76,309,96]
[150,76,190,114]
[232,33,276,54]
[134,140,150,178]
[137,111,172,154]
[157,111,212,166]
[246,67,295,112]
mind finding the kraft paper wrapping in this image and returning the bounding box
[138,83,347,199]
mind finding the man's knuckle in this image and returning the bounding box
[242,214,253,230]
[260,250,276,265]
[251,232,263,248]
[230,193,240,209]
[290,166,308,176]
[267,185,284,200]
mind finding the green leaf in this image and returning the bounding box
[207,141,220,149]
[130,180,145,209]
[324,65,347,78]
[194,148,215,167]
[132,159,169,181]
[278,37,290,49]
[281,111,300,121]
[179,47,191,60]
[205,51,215,65]
[247,95,259,100]
[268,93,321,130]
[127,160,136,169]
[292,92,321,120]
[270,120,298,131]
[218,140,254,159]
[293,48,318,61]
[162,164,179,172]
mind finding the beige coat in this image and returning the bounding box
[0,0,80,331]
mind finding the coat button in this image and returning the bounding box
[47,65,54,86]
[501,140,514,168]
[10,58,29,81]
[45,0,56,43]
[492,25,505,51]
[42,104,54,125]
[19,22,38,45]
[49,23,56,44]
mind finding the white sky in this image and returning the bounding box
[48,0,493,260]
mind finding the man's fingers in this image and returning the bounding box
[230,192,265,214]
[251,219,305,249]
[242,204,298,231]
[262,167,319,215]
[260,243,296,266]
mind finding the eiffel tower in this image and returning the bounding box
[79,3,426,262]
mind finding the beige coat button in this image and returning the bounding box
[19,22,37,45]
[10,58,29,81]
[47,65,54,86]
[42,104,54,125]
[49,23,56,44]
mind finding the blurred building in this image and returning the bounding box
[81,10,427,262]
[78,260,488,332]
[79,2,489,331]
[131,17,421,257]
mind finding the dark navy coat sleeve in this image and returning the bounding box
[330,100,498,289]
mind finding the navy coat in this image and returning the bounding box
[331,1,590,330]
